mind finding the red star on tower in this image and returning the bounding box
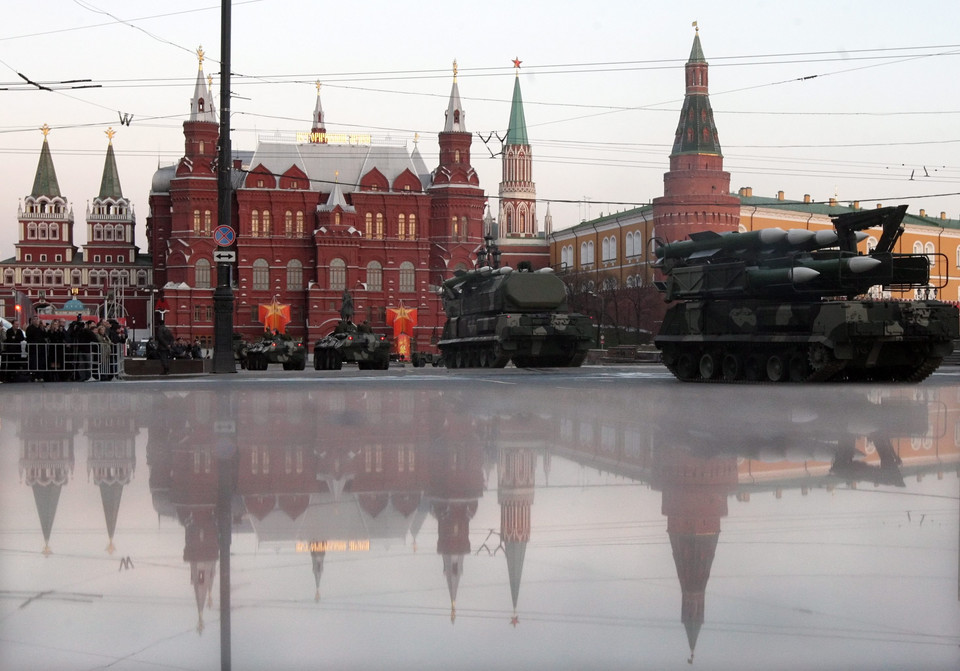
[512,57,522,70]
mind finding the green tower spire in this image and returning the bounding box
[31,124,62,198]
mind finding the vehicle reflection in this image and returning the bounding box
[8,381,959,668]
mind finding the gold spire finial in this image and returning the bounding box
[414,132,420,145]
[453,59,458,82]
[40,123,51,138]
[207,74,213,90]
[105,127,116,145]
[197,45,205,70]
[692,20,698,32]
[316,79,322,94]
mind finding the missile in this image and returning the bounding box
[745,266,820,288]
[657,228,788,260]
[657,226,854,263]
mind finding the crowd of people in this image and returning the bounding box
[2,313,209,381]
[2,314,127,382]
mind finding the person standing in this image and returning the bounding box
[156,323,175,375]
[25,316,47,381]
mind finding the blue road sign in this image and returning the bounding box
[214,225,236,247]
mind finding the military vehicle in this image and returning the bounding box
[313,322,391,370]
[438,265,594,368]
[653,205,959,382]
[244,332,307,371]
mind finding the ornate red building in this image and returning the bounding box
[0,126,152,329]
[146,55,488,349]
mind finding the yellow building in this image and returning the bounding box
[549,192,960,303]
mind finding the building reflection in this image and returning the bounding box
[6,381,958,664]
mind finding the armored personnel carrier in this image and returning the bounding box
[654,205,958,383]
[438,265,594,368]
[244,332,306,371]
[313,322,391,370]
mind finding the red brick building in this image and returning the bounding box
[146,56,488,350]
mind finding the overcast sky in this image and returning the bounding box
[1,0,958,257]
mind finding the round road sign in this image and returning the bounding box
[214,225,236,247]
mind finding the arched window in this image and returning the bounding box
[262,210,271,236]
[2,269,13,285]
[193,259,210,289]
[329,258,346,290]
[251,210,260,237]
[955,245,960,268]
[912,241,923,254]
[136,270,147,286]
[203,210,212,235]
[115,224,125,242]
[104,225,114,241]
[195,258,211,288]
[460,216,468,241]
[365,213,373,239]
[866,236,878,253]
[399,261,415,292]
[366,261,382,291]
[252,258,270,290]
[44,269,55,285]
[285,211,293,237]
[451,216,459,239]
[602,237,610,261]
[398,214,406,240]
[925,241,936,266]
[286,259,303,290]
[626,275,636,288]
[50,222,59,240]
[375,213,384,239]
[27,222,37,239]
[408,214,417,240]
[296,211,304,236]
[193,210,201,234]
[609,236,617,261]
[581,241,595,265]
[71,269,82,286]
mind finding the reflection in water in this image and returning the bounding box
[3,380,958,669]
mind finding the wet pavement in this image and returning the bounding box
[1,366,958,670]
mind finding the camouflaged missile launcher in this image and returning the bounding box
[653,205,959,382]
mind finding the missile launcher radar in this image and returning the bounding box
[653,205,959,382]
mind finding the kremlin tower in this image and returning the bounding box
[652,27,740,244]
[494,58,551,269]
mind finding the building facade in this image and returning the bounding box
[145,55,488,350]
[0,126,153,330]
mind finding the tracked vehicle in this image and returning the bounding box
[653,205,958,383]
[438,265,594,368]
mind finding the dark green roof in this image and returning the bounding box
[689,33,705,63]
[671,94,722,156]
[31,138,61,198]
[98,142,123,199]
[506,76,529,146]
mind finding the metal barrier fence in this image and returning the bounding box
[0,342,125,382]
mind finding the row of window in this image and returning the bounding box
[25,222,64,241]
[91,223,128,242]
[205,259,418,293]
[364,213,419,240]
[3,268,146,287]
